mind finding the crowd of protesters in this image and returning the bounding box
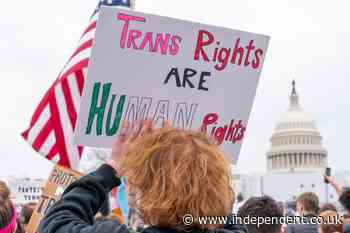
[0,181,37,233]
[1,121,350,233]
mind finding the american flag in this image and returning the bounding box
[22,0,134,169]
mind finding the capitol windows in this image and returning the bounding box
[298,153,303,166]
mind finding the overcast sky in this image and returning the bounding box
[1,0,349,179]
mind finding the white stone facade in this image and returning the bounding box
[233,81,346,204]
[266,81,327,172]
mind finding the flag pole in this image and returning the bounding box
[131,0,136,9]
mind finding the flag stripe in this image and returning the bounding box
[26,91,53,130]
[55,84,80,169]
[68,74,82,113]
[39,130,56,156]
[32,119,53,152]
[49,93,71,167]
[82,20,97,37]
[70,39,94,60]
[75,69,85,95]
[61,76,78,127]
[79,28,96,46]
[27,105,51,145]
[46,144,59,160]
[60,56,90,80]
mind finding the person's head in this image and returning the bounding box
[296,192,319,215]
[14,219,24,233]
[122,128,234,230]
[318,210,343,233]
[20,202,36,226]
[0,181,17,233]
[339,187,350,214]
[343,213,350,224]
[237,195,283,233]
[320,203,337,213]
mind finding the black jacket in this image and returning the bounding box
[284,214,318,233]
[344,224,350,233]
[38,164,248,233]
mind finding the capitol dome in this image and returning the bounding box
[266,81,328,172]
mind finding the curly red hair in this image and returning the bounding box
[122,128,234,230]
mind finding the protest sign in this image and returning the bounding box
[26,165,82,233]
[75,7,270,163]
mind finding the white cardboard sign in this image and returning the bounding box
[75,7,270,163]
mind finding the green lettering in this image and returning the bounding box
[106,95,126,136]
[85,82,112,135]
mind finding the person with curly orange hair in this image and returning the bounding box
[38,120,247,233]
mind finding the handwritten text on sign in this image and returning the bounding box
[26,166,82,233]
[75,7,270,163]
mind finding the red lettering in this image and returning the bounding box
[225,120,236,140]
[244,40,255,66]
[201,113,218,132]
[169,35,182,55]
[230,38,244,65]
[214,125,228,145]
[202,114,246,145]
[153,33,171,55]
[128,30,142,49]
[194,30,214,62]
[252,49,263,69]
[117,13,146,49]
[139,32,154,51]
[215,48,231,71]
[117,13,181,56]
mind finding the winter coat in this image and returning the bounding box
[38,164,248,233]
[284,214,318,233]
[344,224,350,233]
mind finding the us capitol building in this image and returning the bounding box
[234,81,350,204]
[267,81,327,172]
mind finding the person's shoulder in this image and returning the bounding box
[294,223,318,233]
[94,220,129,233]
[208,223,247,233]
[285,223,318,233]
[344,223,350,233]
